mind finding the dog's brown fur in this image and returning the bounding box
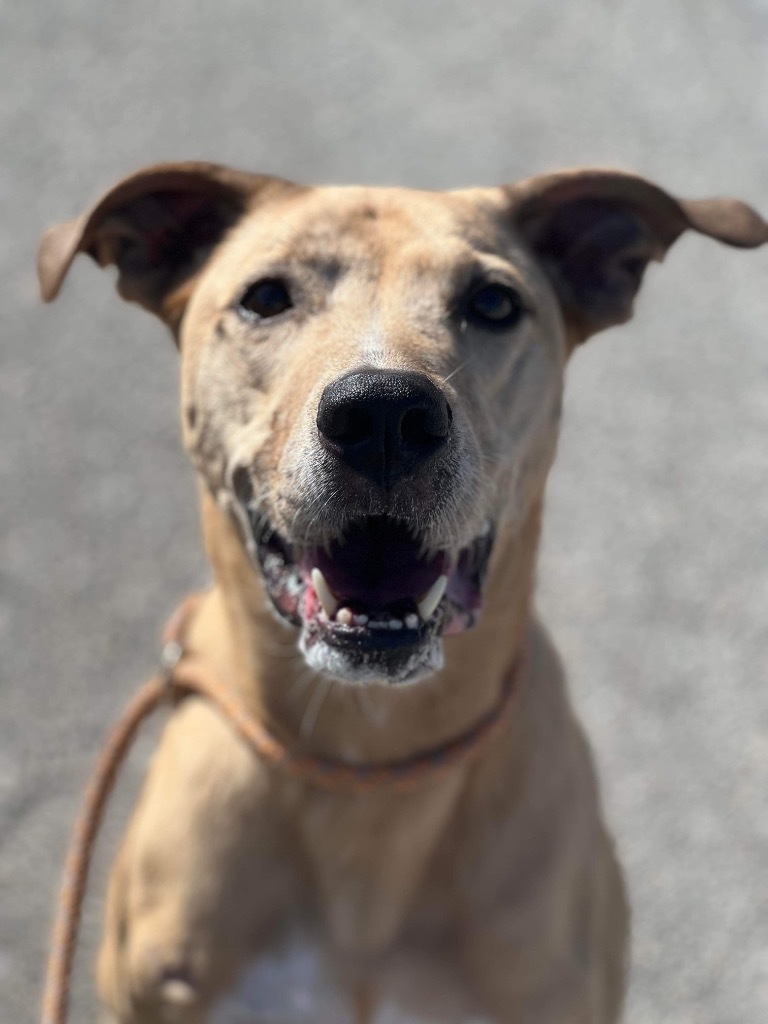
[39,165,768,1023]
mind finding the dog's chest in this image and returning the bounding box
[207,775,489,1022]
[282,767,466,951]
[209,926,492,1024]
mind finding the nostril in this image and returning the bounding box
[400,403,450,445]
[400,408,426,445]
[320,405,374,445]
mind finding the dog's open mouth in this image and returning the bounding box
[254,515,493,684]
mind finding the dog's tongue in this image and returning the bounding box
[303,518,448,608]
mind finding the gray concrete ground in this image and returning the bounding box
[2,2,767,1021]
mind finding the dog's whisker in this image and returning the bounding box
[441,358,471,385]
[478,452,509,467]
[286,665,319,703]
[352,683,389,729]
[299,672,334,739]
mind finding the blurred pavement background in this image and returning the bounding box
[2,2,767,1021]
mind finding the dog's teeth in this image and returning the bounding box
[336,607,354,626]
[160,979,197,1006]
[369,620,388,630]
[417,575,448,621]
[404,613,419,630]
[311,568,339,618]
[388,618,403,630]
[353,614,369,627]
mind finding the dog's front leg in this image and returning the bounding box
[460,829,628,1024]
[97,699,298,1024]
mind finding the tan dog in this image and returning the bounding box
[39,165,768,1024]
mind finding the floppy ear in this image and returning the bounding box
[37,162,296,328]
[507,168,768,343]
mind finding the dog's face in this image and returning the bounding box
[179,185,566,683]
[39,164,768,684]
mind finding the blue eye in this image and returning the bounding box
[237,279,293,320]
[466,283,524,329]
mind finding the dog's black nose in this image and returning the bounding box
[316,369,452,486]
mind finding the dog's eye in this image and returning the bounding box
[236,279,293,320]
[466,283,524,330]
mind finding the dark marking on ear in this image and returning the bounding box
[536,199,659,332]
[215,319,228,341]
[186,404,197,429]
[507,168,768,343]
[37,162,300,327]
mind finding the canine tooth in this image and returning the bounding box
[417,575,448,621]
[336,607,354,626]
[311,568,339,618]
[353,614,369,626]
[404,613,419,630]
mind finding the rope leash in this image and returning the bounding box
[40,594,520,1024]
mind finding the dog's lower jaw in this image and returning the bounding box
[299,622,445,686]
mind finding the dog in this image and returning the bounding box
[39,164,768,1023]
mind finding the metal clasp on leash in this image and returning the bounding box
[159,639,184,698]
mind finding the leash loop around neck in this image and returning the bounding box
[40,591,522,1024]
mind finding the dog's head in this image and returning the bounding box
[39,164,767,684]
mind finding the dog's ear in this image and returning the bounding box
[38,162,296,328]
[507,168,768,344]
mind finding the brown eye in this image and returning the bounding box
[236,279,293,320]
[466,283,524,330]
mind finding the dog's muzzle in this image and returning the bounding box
[235,369,491,685]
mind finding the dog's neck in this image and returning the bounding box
[196,490,542,764]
